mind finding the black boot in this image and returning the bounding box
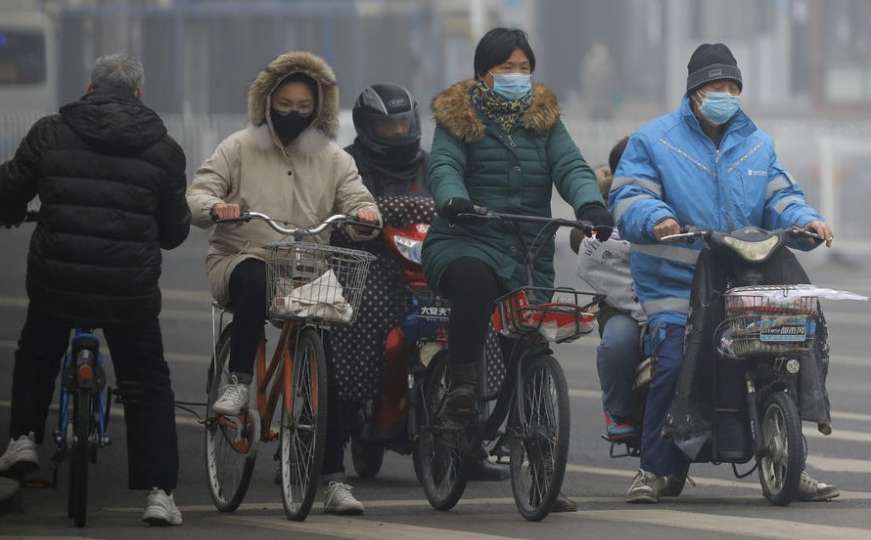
[441,362,478,427]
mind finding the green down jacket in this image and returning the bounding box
[421,80,604,293]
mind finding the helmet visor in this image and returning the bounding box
[358,108,421,147]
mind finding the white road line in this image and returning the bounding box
[571,386,871,428]
[561,509,871,540]
[161,288,212,304]
[0,400,201,428]
[807,455,871,474]
[106,496,614,514]
[219,514,527,540]
[831,410,871,423]
[567,459,871,498]
[806,427,871,443]
[568,388,601,399]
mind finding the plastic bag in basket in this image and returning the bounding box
[529,305,596,341]
[271,269,353,322]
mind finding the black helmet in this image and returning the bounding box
[352,83,421,163]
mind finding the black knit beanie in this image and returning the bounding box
[686,43,742,94]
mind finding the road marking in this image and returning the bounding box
[106,496,614,514]
[0,400,201,428]
[562,509,871,540]
[568,388,601,399]
[566,461,871,498]
[0,340,211,365]
[218,514,526,540]
[807,455,871,474]
[162,288,212,304]
[806,427,871,444]
[831,410,871,423]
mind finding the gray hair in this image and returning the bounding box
[90,53,145,93]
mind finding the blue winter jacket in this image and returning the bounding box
[610,97,823,326]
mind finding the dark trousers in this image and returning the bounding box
[9,307,179,490]
[439,257,502,366]
[321,335,359,482]
[228,259,267,376]
[640,322,690,476]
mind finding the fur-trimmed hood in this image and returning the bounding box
[247,51,339,145]
[431,80,560,143]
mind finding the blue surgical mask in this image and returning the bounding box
[698,91,741,125]
[490,72,532,101]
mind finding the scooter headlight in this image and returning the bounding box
[721,235,780,262]
[393,235,423,264]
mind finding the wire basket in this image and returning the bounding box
[720,286,818,358]
[265,242,375,325]
[492,287,596,343]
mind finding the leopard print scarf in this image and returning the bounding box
[470,81,533,134]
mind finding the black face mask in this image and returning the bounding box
[382,141,421,164]
[270,110,314,145]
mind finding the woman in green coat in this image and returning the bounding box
[421,28,613,425]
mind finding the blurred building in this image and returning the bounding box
[531,0,871,118]
[3,0,870,117]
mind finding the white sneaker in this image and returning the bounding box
[0,432,38,477]
[212,375,249,416]
[142,488,183,526]
[323,481,364,515]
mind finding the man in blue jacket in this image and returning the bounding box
[610,43,837,503]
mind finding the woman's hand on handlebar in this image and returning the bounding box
[653,218,681,241]
[441,197,476,220]
[349,207,381,235]
[211,203,241,221]
[577,204,614,241]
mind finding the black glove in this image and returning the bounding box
[577,204,614,242]
[440,197,476,220]
[0,204,27,229]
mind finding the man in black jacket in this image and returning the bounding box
[0,53,191,525]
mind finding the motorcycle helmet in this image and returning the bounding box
[352,83,421,163]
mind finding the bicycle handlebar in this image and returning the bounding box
[213,211,380,238]
[454,206,596,236]
[660,225,824,243]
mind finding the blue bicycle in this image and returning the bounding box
[19,212,113,528]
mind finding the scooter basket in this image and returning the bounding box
[265,242,375,325]
[492,287,596,343]
[721,286,818,357]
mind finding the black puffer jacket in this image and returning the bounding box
[0,87,191,326]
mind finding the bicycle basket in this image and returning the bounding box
[492,287,596,343]
[265,242,375,325]
[720,285,818,358]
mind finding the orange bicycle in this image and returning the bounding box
[203,212,375,521]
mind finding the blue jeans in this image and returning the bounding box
[596,313,641,420]
[640,322,690,476]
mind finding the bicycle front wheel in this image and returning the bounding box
[413,351,468,511]
[279,327,328,521]
[509,355,570,522]
[204,323,258,513]
[69,388,91,527]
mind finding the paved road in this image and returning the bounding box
[2,223,871,539]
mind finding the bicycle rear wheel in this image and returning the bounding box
[204,323,258,512]
[279,327,328,521]
[69,388,91,528]
[413,351,468,511]
[509,355,570,522]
